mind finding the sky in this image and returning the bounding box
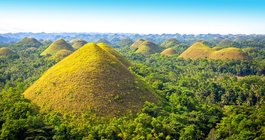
[0,0,265,34]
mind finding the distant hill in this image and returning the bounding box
[40,39,74,57]
[160,48,177,56]
[0,48,16,56]
[217,39,238,48]
[130,39,162,55]
[71,39,87,50]
[161,38,180,48]
[116,37,133,48]
[96,38,112,45]
[210,47,248,60]
[179,41,248,60]
[24,42,158,117]
[16,37,42,48]
[179,41,214,59]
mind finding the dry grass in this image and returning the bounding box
[0,48,15,56]
[179,41,248,60]
[160,48,177,56]
[130,39,162,55]
[71,39,87,50]
[24,42,158,117]
[40,39,74,56]
[16,37,42,48]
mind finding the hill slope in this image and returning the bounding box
[40,39,74,56]
[130,39,162,55]
[16,37,42,48]
[160,48,177,56]
[24,43,158,116]
[0,48,15,56]
[161,38,180,48]
[179,41,248,60]
[179,42,214,59]
[72,39,87,50]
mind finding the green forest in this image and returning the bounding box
[0,34,265,140]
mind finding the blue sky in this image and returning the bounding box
[0,0,265,34]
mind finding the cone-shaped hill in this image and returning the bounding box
[0,48,16,56]
[160,48,177,56]
[71,39,87,50]
[179,41,214,59]
[16,37,42,48]
[96,38,112,45]
[24,43,158,117]
[210,47,248,60]
[179,41,248,60]
[40,39,74,57]
[130,39,162,55]
[161,38,180,48]
[116,37,133,48]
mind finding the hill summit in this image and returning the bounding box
[179,41,248,60]
[16,37,42,48]
[161,38,180,48]
[24,43,158,117]
[40,39,74,58]
[160,48,177,56]
[71,39,87,50]
[130,39,162,55]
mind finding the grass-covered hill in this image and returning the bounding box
[96,38,112,45]
[179,41,248,60]
[130,39,162,55]
[24,42,158,117]
[217,39,238,47]
[15,37,42,48]
[160,48,177,56]
[116,37,133,48]
[0,47,16,56]
[71,39,87,50]
[161,38,180,48]
[210,47,248,60]
[40,38,74,57]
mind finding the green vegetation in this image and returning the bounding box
[40,38,74,58]
[0,34,264,139]
[161,38,180,48]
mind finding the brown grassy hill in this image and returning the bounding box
[72,39,87,50]
[16,37,42,48]
[24,43,158,117]
[51,49,73,60]
[179,41,248,60]
[161,38,180,48]
[179,42,214,59]
[40,39,74,56]
[160,48,177,56]
[130,39,162,55]
[210,47,248,60]
[130,39,145,50]
[0,48,15,56]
